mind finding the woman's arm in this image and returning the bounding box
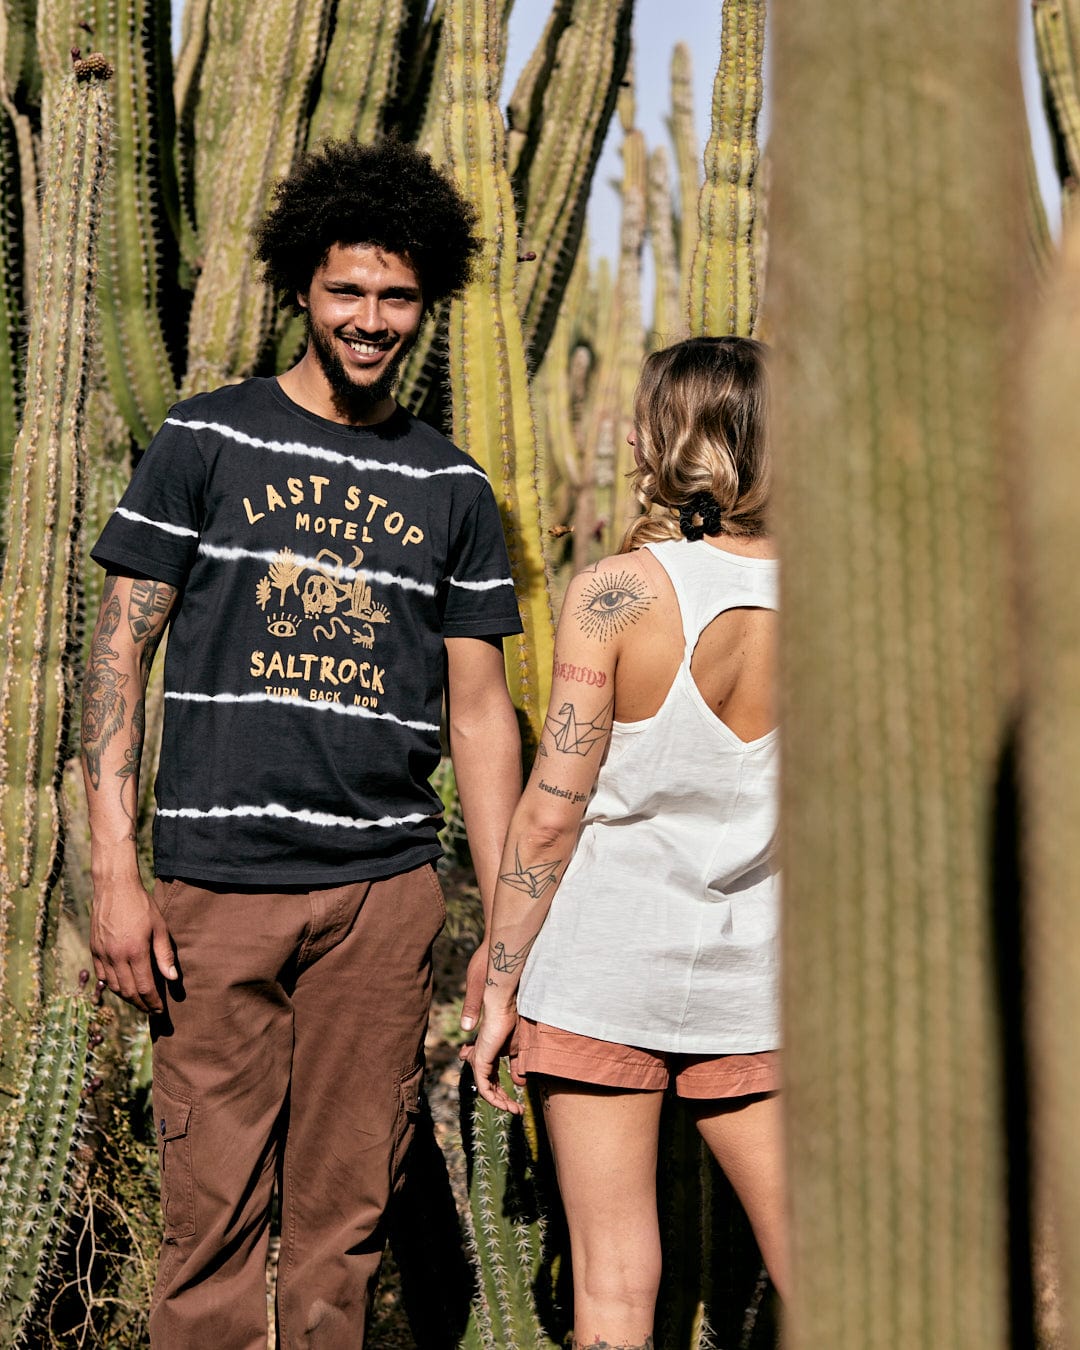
[464,556,654,1111]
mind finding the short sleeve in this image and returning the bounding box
[91,417,206,587]
[441,483,523,638]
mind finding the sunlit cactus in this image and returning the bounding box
[443,0,555,753]
[687,0,765,336]
[509,0,633,373]
[0,58,112,1053]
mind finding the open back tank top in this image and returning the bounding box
[516,538,780,1054]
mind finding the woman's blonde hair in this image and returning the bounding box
[621,336,770,551]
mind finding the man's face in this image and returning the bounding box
[299,243,424,420]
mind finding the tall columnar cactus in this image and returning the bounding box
[687,0,765,337]
[90,0,181,445]
[0,100,24,490]
[572,83,646,566]
[0,57,112,1055]
[180,0,333,396]
[0,994,99,1343]
[1033,0,1080,219]
[646,144,684,347]
[769,0,1024,1345]
[669,41,701,295]
[508,0,633,374]
[1018,218,1080,1349]
[442,0,555,753]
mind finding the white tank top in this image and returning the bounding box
[516,538,780,1054]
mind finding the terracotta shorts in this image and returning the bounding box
[512,1017,780,1100]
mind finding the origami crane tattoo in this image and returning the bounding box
[541,698,614,757]
[499,846,561,900]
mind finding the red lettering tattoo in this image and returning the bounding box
[553,659,607,688]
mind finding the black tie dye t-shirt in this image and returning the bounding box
[92,377,522,886]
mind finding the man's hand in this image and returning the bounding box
[460,942,488,1032]
[90,881,178,1015]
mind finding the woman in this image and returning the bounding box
[463,336,786,1346]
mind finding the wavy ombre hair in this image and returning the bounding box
[621,336,770,551]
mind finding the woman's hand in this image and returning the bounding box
[460,1000,522,1114]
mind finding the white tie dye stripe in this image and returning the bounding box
[155,802,436,831]
[114,506,199,538]
[164,690,440,733]
[167,417,487,482]
[447,575,516,591]
[196,542,440,596]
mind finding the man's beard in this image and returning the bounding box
[307,316,415,420]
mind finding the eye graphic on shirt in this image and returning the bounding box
[266,611,301,638]
[574,570,654,643]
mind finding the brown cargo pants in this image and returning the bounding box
[147,862,446,1349]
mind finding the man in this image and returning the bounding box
[82,137,522,1349]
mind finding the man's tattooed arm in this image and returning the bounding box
[82,575,176,841]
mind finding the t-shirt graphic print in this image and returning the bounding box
[92,377,522,887]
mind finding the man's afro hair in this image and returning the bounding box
[255,138,483,313]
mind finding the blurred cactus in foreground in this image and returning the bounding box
[769,0,1025,1345]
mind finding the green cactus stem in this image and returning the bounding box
[442,0,555,754]
[180,0,334,397]
[1034,0,1080,217]
[511,0,633,375]
[459,1068,559,1349]
[504,0,572,181]
[1018,219,1080,1348]
[175,0,251,247]
[91,0,181,445]
[687,0,765,337]
[769,0,1023,1343]
[669,41,701,296]
[573,87,645,566]
[0,101,25,501]
[0,994,98,1343]
[306,1,410,159]
[646,143,685,347]
[0,59,112,1046]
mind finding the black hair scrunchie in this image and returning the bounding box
[678,491,723,541]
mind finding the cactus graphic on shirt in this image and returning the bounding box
[258,546,391,646]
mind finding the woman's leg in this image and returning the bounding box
[539,1078,665,1348]
[692,1091,789,1300]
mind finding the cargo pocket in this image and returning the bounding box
[390,1062,426,1185]
[154,1080,196,1241]
[423,862,447,932]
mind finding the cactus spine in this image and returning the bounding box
[443,0,555,752]
[0,994,98,1343]
[687,0,765,336]
[769,0,1023,1344]
[0,59,112,1047]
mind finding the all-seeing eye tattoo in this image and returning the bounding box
[574,569,653,643]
